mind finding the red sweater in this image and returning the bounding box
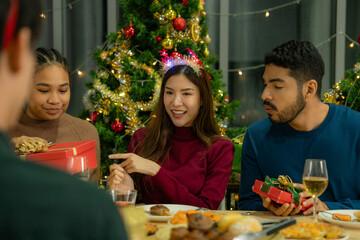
[128,127,234,210]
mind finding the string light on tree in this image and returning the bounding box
[265,11,270,17]
[40,13,46,19]
[77,70,84,77]
[238,70,243,76]
[350,42,354,48]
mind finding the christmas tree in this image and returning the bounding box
[82,0,239,177]
[324,56,360,112]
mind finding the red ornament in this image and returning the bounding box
[358,32,360,45]
[156,36,162,42]
[90,111,99,123]
[170,51,182,59]
[225,95,229,103]
[124,24,135,38]
[173,17,187,31]
[111,119,123,133]
[182,0,189,7]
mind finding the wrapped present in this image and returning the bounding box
[20,140,97,172]
[253,175,312,211]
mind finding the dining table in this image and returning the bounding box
[145,210,360,240]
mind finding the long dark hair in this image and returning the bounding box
[136,65,223,163]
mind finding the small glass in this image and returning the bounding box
[107,189,137,207]
[302,159,328,221]
[66,156,90,182]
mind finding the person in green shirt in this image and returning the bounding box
[0,0,128,239]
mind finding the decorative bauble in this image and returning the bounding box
[205,35,211,44]
[100,51,108,60]
[203,48,209,57]
[358,32,360,45]
[111,118,123,133]
[173,17,187,31]
[162,36,174,49]
[225,95,229,103]
[182,0,189,7]
[124,24,135,38]
[164,8,176,20]
[90,111,99,123]
[156,36,162,42]
[170,51,182,59]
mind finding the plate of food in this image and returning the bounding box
[168,209,224,225]
[318,209,360,229]
[136,204,199,222]
[281,222,349,239]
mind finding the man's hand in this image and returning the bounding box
[298,184,329,215]
[261,195,302,216]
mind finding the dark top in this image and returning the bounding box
[0,132,128,239]
[239,104,360,210]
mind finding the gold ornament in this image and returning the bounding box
[100,51,108,60]
[205,35,211,44]
[190,24,200,41]
[162,35,174,49]
[153,12,161,19]
[164,6,176,20]
[203,48,209,57]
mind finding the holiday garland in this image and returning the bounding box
[324,58,360,112]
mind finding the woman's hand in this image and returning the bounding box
[298,184,329,215]
[109,153,161,176]
[107,164,134,190]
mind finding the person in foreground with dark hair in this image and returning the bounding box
[10,47,101,184]
[107,50,234,210]
[238,40,360,216]
[0,0,127,238]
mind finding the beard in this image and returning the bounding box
[264,91,306,124]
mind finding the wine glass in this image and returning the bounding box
[302,159,328,221]
[66,156,90,182]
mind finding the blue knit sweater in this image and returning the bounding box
[239,103,360,210]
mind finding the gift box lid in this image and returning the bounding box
[23,140,97,172]
[25,140,95,161]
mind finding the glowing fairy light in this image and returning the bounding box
[265,11,270,17]
[238,70,243,76]
[77,70,84,77]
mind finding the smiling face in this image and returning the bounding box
[262,63,306,124]
[163,74,202,127]
[25,65,70,120]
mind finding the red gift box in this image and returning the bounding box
[22,140,97,172]
[253,180,311,211]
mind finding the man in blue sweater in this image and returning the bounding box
[238,40,360,216]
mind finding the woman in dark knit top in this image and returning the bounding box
[107,53,234,210]
[10,48,100,183]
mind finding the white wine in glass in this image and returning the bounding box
[303,159,328,221]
